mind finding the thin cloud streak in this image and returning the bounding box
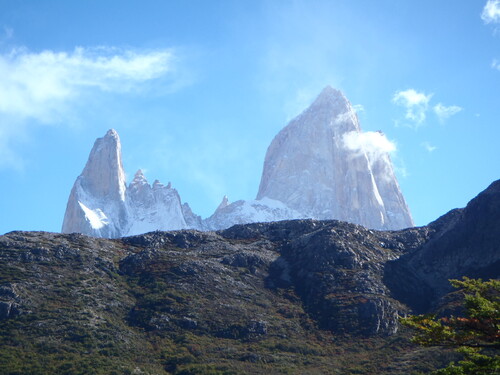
[0,45,180,169]
[0,46,175,122]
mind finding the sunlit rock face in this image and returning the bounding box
[62,131,188,238]
[204,196,304,231]
[257,86,413,230]
[125,171,188,236]
[62,86,413,238]
[62,129,128,238]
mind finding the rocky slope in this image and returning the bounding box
[3,180,499,374]
[62,86,413,238]
[384,179,500,313]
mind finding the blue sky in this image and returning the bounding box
[0,0,499,234]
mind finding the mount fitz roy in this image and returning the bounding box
[62,86,413,238]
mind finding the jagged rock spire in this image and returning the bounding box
[62,130,189,238]
[216,195,229,212]
[62,86,414,238]
[79,129,127,201]
[62,129,128,238]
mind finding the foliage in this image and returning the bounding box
[401,277,500,374]
[0,231,465,374]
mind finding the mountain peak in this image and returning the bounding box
[62,129,128,238]
[319,85,343,98]
[216,195,229,212]
[257,87,413,230]
[79,129,126,202]
[312,86,348,107]
[105,129,119,139]
[131,169,148,187]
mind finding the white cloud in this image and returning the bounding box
[0,46,175,122]
[421,141,437,153]
[482,0,500,23]
[353,104,364,113]
[334,111,356,125]
[492,59,500,70]
[342,131,400,182]
[433,103,463,123]
[392,89,433,126]
[342,131,396,163]
[0,45,180,169]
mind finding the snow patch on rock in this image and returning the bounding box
[62,86,413,238]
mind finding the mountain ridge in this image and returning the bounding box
[1,178,498,374]
[62,87,413,238]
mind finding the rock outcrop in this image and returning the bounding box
[384,179,500,312]
[62,132,189,238]
[3,180,499,373]
[125,170,188,235]
[257,86,413,230]
[62,86,413,238]
[61,129,128,238]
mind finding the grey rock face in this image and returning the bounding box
[204,197,304,231]
[62,86,414,238]
[4,180,500,342]
[62,129,128,238]
[384,179,500,312]
[62,131,189,238]
[125,171,188,235]
[257,86,413,230]
[181,202,205,230]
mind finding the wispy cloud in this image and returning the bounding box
[353,104,365,113]
[0,46,175,122]
[0,45,182,169]
[482,0,500,23]
[342,131,396,163]
[392,89,462,128]
[492,59,500,70]
[392,89,433,126]
[421,141,437,153]
[433,103,462,123]
[343,130,400,182]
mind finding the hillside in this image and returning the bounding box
[0,180,499,374]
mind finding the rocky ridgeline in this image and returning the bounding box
[62,86,413,238]
[0,181,498,373]
[5,181,500,334]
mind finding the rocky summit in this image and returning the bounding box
[62,86,413,238]
[257,86,413,230]
[2,180,498,374]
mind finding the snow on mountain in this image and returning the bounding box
[124,171,188,236]
[181,202,205,230]
[62,129,128,238]
[204,196,304,231]
[62,86,413,238]
[256,86,413,230]
[62,131,188,238]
